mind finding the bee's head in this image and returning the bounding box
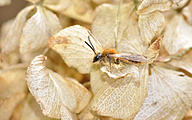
[85,36,102,63]
[93,52,102,63]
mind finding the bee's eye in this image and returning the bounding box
[93,53,102,63]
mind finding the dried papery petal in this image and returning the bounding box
[117,17,147,54]
[168,49,192,73]
[91,60,140,94]
[0,0,11,6]
[136,0,172,15]
[91,65,148,119]
[0,19,14,45]
[100,64,137,79]
[60,105,78,120]
[134,66,192,120]
[49,25,103,74]
[65,77,92,113]
[144,35,163,64]
[182,0,192,25]
[26,55,91,118]
[1,5,35,55]
[78,103,100,120]
[90,65,106,94]
[43,0,94,23]
[0,67,27,99]
[155,47,171,62]
[0,93,25,120]
[92,2,135,49]
[163,14,192,55]
[20,5,61,54]
[171,0,189,9]
[45,49,84,82]
[172,0,184,4]
[21,93,56,120]
[138,11,165,44]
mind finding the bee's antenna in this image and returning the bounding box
[88,36,96,52]
[85,36,96,55]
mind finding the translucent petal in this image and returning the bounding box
[182,0,192,25]
[43,0,94,23]
[20,6,61,54]
[49,25,103,74]
[26,55,91,118]
[1,5,35,54]
[91,65,148,119]
[163,14,192,55]
[136,0,171,15]
[92,2,135,49]
[138,11,165,44]
[21,93,57,120]
[168,49,192,73]
[134,66,192,120]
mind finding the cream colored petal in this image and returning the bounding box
[45,49,84,82]
[0,19,14,47]
[117,17,147,54]
[0,93,25,120]
[26,55,91,118]
[60,105,78,120]
[163,14,192,55]
[155,47,171,62]
[92,2,135,49]
[182,0,192,25]
[168,49,192,73]
[20,6,61,54]
[138,11,165,44]
[21,93,56,120]
[48,25,102,74]
[43,0,94,23]
[1,5,35,54]
[0,67,28,100]
[90,65,106,94]
[91,64,137,95]
[134,66,192,120]
[136,0,171,15]
[172,0,184,4]
[144,35,163,64]
[171,0,188,8]
[65,77,92,113]
[91,65,148,119]
[100,62,138,79]
[78,102,100,120]
[0,0,11,6]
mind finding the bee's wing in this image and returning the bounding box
[49,25,103,74]
[109,53,147,63]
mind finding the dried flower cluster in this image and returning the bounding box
[0,0,192,120]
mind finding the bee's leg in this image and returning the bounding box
[125,60,138,68]
[114,58,120,65]
[107,56,112,73]
[109,58,112,73]
[99,58,103,68]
